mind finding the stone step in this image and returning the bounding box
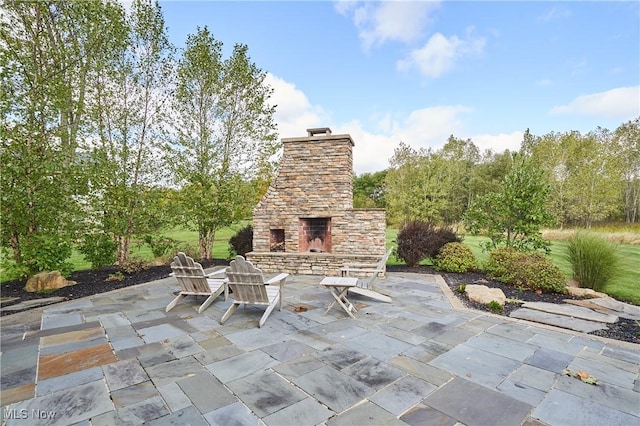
[520,301,618,323]
[510,308,609,333]
[564,299,620,316]
[587,298,640,321]
[1,297,67,312]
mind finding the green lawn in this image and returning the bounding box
[3,224,639,306]
[456,235,640,306]
[0,224,246,282]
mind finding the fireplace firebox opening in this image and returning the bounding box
[270,229,285,252]
[299,218,331,253]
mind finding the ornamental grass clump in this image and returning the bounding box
[567,231,620,292]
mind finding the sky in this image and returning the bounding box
[159,0,640,174]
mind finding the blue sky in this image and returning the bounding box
[160,1,639,174]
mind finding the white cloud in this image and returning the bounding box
[550,86,640,119]
[536,78,553,87]
[538,5,572,22]
[264,73,520,174]
[264,73,327,139]
[338,105,473,173]
[470,131,523,155]
[397,30,486,79]
[337,0,440,50]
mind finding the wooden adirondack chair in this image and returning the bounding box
[340,247,393,303]
[220,255,289,328]
[167,252,228,314]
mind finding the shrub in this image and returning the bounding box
[433,242,478,273]
[176,243,200,260]
[567,231,620,291]
[484,247,566,294]
[79,233,117,269]
[119,256,151,274]
[515,252,567,294]
[395,221,460,267]
[483,246,521,282]
[21,233,73,277]
[143,235,179,258]
[229,225,253,257]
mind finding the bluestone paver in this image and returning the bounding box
[227,370,306,417]
[429,344,521,388]
[177,371,237,413]
[423,377,533,426]
[1,271,638,426]
[533,389,639,425]
[262,397,333,426]
[369,375,437,416]
[293,365,373,412]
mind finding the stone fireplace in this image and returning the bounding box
[247,128,386,275]
[299,218,331,253]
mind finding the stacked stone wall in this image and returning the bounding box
[249,129,387,275]
[246,252,385,276]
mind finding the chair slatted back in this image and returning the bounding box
[225,256,269,304]
[171,252,211,294]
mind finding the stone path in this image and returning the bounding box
[510,296,640,334]
[1,272,638,425]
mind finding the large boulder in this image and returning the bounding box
[24,271,77,293]
[465,284,506,306]
[565,279,607,298]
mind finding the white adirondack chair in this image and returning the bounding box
[341,247,393,303]
[221,256,289,328]
[167,252,227,314]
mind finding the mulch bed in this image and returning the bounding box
[387,264,639,345]
[2,261,637,344]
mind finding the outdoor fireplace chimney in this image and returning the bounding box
[247,128,386,275]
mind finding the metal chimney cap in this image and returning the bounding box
[307,127,332,136]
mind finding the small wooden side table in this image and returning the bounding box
[320,276,359,318]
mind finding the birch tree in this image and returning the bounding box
[0,0,127,274]
[87,0,174,264]
[167,27,278,259]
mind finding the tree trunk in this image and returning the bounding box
[117,236,130,265]
[199,230,215,260]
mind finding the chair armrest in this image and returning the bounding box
[266,273,289,286]
[205,269,226,278]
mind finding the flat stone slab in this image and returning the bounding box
[520,302,618,323]
[588,298,640,320]
[2,297,67,311]
[423,377,532,426]
[510,308,609,333]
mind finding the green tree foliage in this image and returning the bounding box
[353,170,387,208]
[87,0,174,264]
[525,126,629,227]
[385,143,451,225]
[0,0,128,275]
[464,155,555,252]
[467,149,513,200]
[612,117,640,223]
[439,136,480,223]
[166,27,278,259]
